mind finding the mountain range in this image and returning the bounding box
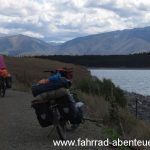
[1,26,150,56]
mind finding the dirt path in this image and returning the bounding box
[0,90,111,150]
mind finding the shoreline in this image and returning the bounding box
[88,67,150,70]
[125,91,150,123]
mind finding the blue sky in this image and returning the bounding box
[0,0,150,42]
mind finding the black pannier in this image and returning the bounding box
[31,100,53,127]
[57,94,84,124]
[31,94,84,127]
[67,95,84,124]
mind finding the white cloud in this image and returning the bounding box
[0,27,10,34]
[22,31,44,38]
[0,0,150,42]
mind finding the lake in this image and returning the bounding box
[90,69,150,96]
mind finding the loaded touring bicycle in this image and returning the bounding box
[31,68,84,139]
[0,55,12,97]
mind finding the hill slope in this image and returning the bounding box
[0,34,56,56]
[58,26,150,55]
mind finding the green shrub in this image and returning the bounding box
[113,87,127,108]
[74,76,127,108]
[74,76,102,95]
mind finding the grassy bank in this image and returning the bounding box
[5,56,150,149]
[5,56,90,90]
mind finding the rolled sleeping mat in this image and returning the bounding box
[31,77,71,97]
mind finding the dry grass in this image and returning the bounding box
[119,109,150,140]
[80,92,110,120]
[5,56,89,90]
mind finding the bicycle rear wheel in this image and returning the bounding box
[0,80,6,97]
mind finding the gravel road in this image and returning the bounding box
[0,90,111,150]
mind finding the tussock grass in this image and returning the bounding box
[80,92,109,120]
[5,56,89,90]
[119,109,150,140]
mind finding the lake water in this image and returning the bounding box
[90,69,150,96]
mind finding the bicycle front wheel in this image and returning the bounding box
[56,123,67,140]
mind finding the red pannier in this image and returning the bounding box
[56,68,73,80]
